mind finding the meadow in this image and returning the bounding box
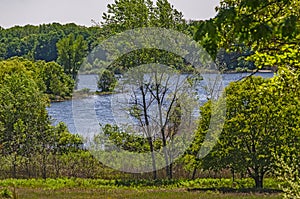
[0,178,283,199]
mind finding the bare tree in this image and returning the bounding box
[118,64,198,179]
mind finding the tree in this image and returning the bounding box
[197,0,300,189]
[0,42,6,60]
[189,75,300,188]
[199,0,300,68]
[112,64,197,179]
[193,0,300,74]
[102,0,186,32]
[56,33,88,80]
[0,23,100,62]
[0,59,83,178]
[37,61,75,99]
[34,31,62,62]
[5,57,74,100]
[193,19,220,61]
[0,59,50,178]
[97,69,117,92]
[96,0,190,74]
[90,1,206,179]
[182,100,216,180]
[192,0,300,187]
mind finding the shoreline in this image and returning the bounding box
[223,69,273,74]
[79,69,274,76]
[50,70,274,103]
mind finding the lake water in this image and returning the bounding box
[47,72,273,134]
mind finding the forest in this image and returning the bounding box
[0,0,299,198]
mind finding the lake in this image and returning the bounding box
[47,72,273,134]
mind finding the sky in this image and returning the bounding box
[0,0,220,28]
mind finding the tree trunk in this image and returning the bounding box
[163,146,170,178]
[192,167,197,180]
[25,158,31,178]
[54,155,60,178]
[148,137,157,180]
[12,154,17,178]
[248,167,264,189]
[160,118,170,179]
[169,162,173,179]
[12,163,17,178]
[141,86,157,180]
[168,139,176,180]
[254,174,264,188]
[42,153,47,179]
[231,167,235,182]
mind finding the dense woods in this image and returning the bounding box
[0,0,299,198]
[0,23,99,62]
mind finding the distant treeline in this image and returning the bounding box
[0,22,256,73]
[0,23,101,62]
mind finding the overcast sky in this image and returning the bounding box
[0,0,220,28]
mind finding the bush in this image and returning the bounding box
[97,69,117,92]
[0,188,12,198]
[275,155,300,199]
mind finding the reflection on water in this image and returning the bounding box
[47,72,273,134]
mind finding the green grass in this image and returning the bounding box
[4,187,282,199]
[0,178,282,189]
[0,178,283,199]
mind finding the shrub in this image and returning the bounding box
[0,188,12,198]
[275,155,300,199]
[97,69,117,92]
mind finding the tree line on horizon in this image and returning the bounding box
[0,22,256,76]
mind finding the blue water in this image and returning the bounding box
[47,72,273,134]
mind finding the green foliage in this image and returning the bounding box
[0,58,74,99]
[187,74,300,188]
[34,31,61,62]
[193,0,300,72]
[220,0,299,70]
[95,65,198,180]
[96,0,192,74]
[193,20,257,71]
[37,61,74,99]
[97,69,117,92]
[102,0,186,32]
[0,23,100,62]
[0,59,50,178]
[0,59,83,178]
[99,124,162,153]
[275,154,300,199]
[0,178,281,190]
[0,188,12,198]
[56,33,88,80]
[1,2,299,192]
[190,0,300,185]
[0,7,193,74]
[193,19,220,60]
[190,0,300,191]
[51,122,83,154]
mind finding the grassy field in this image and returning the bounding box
[7,187,282,199]
[0,178,283,199]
